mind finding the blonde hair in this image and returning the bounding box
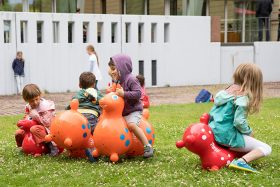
[22,84,41,101]
[233,63,263,114]
[86,45,99,66]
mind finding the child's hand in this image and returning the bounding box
[116,87,124,97]
[29,109,40,120]
[249,131,254,137]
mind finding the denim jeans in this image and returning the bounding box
[82,113,98,134]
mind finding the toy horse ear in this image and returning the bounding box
[70,99,79,111]
[200,113,210,125]
[64,138,72,148]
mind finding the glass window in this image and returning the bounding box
[56,0,76,13]
[126,0,144,15]
[125,22,131,43]
[20,21,28,43]
[187,0,206,16]
[97,22,103,43]
[4,20,12,43]
[170,0,183,15]
[148,0,164,15]
[0,0,23,11]
[37,21,43,43]
[106,0,122,14]
[29,0,52,12]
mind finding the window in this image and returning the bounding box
[20,21,28,43]
[3,20,11,43]
[37,21,44,43]
[164,23,170,43]
[151,60,157,86]
[29,0,52,12]
[111,22,117,43]
[56,0,76,13]
[83,22,89,43]
[125,23,131,43]
[97,22,104,43]
[148,0,164,15]
[151,23,157,43]
[68,22,74,43]
[53,21,59,43]
[139,60,144,75]
[138,23,144,43]
[126,0,145,15]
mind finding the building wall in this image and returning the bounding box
[0,12,220,95]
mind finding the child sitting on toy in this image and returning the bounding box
[66,72,103,162]
[108,54,154,158]
[136,75,150,108]
[209,63,271,173]
[15,84,59,156]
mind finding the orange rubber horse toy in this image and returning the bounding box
[45,99,94,158]
[92,92,132,162]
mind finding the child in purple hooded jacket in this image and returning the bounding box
[108,54,154,158]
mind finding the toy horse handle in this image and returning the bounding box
[200,113,210,125]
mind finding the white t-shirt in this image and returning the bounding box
[89,54,102,80]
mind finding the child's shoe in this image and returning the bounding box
[143,144,154,158]
[229,159,258,173]
[85,148,96,162]
[15,132,25,147]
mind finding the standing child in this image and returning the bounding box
[12,51,25,94]
[66,72,103,162]
[15,84,59,156]
[86,45,102,89]
[209,63,271,173]
[136,75,150,108]
[108,54,154,158]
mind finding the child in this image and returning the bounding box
[209,63,271,173]
[136,75,150,108]
[15,84,58,156]
[66,72,103,162]
[108,54,154,158]
[86,45,102,89]
[12,51,25,94]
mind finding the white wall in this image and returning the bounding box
[0,12,221,95]
[0,12,280,95]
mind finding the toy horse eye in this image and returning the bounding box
[112,95,118,100]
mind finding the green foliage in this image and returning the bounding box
[0,99,279,186]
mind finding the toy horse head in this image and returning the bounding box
[99,92,124,115]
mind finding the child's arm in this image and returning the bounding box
[12,59,16,70]
[233,106,252,135]
[118,79,141,100]
[29,109,55,128]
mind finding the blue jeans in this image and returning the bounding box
[82,113,98,134]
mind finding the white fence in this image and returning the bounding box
[0,12,279,95]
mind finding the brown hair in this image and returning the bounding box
[22,84,41,101]
[86,45,99,66]
[108,58,115,67]
[17,51,22,56]
[79,72,96,89]
[136,75,145,87]
[233,63,263,114]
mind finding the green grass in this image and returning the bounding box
[0,98,280,186]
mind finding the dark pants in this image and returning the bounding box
[82,113,98,134]
[258,17,270,41]
[277,19,280,41]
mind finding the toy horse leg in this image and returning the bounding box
[110,153,119,163]
[92,149,99,158]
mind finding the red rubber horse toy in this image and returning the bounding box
[176,113,241,171]
[16,118,48,156]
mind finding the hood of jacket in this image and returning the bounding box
[111,54,132,83]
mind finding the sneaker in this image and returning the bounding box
[48,142,59,156]
[15,133,24,147]
[143,145,154,158]
[229,159,258,173]
[85,148,96,163]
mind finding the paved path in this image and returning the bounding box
[1,82,279,116]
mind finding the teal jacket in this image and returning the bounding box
[66,89,103,116]
[209,90,252,148]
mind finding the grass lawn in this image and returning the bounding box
[0,98,279,186]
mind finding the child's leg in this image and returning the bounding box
[229,135,271,172]
[15,129,25,147]
[19,76,24,92]
[125,111,153,158]
[15,75,20,94]
[30,125,47,144]
[230,135,272,162]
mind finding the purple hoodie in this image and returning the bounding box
[111,54,143,116]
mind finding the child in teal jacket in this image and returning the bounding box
[209,63,271,173]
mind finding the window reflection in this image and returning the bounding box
[0,0,23,11]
